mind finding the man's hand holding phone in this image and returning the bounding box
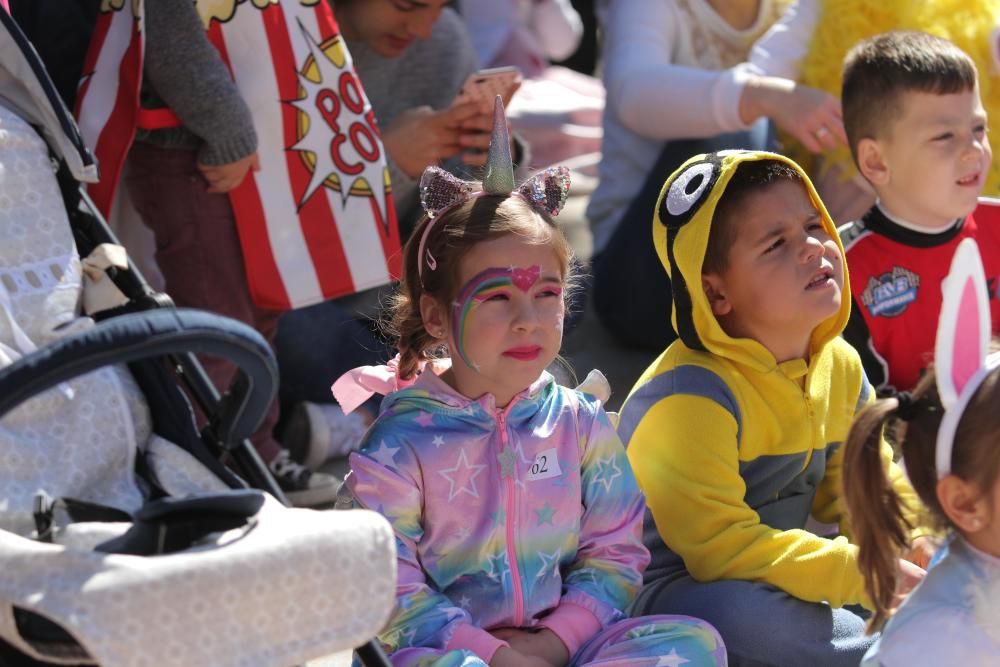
[452,67,522,111]
[381,68,521,178]
[380,104,489,177]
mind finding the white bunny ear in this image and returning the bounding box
[935,238,990,409]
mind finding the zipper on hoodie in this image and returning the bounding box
[800,379,816,472]
[496,408,525,626]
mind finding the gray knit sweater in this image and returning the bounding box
[137,3,480,224]
[347,8,479,225]
[135,0,257,166]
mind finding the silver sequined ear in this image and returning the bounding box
[516,166,571,216]
[419,167,476,218]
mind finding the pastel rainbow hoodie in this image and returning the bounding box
[346,368,648,662]
[618,150,920,610]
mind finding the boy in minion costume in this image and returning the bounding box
[618,150,928,666]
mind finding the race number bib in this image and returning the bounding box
[526,447,561,482]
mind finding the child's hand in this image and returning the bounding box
[197,152,260,194]
[489,646,552,667]
[904,536,937,570]
[491,628,569,667]
[894,558,926,604]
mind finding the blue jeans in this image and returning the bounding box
[275,299,391,409]
[633,572,875,667]
[591,123,773,351]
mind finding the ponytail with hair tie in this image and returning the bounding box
[844,395,914,629]
[893,391,916,421]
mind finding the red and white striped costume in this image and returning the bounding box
[75,0,401,310]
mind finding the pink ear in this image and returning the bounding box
[516,166,571,216]
[952,278,985,392]
[936,239,990,408]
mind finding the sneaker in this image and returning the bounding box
[267,449,341,508]
[282,401,371,471]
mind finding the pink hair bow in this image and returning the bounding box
[331,355,422,415]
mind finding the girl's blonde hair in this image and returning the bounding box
[385,194,574,380]
[843,364,1000,629]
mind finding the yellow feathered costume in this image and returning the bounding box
[792,0,1000,196]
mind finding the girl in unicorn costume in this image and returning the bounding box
[333,97,726,667]
[843,237,1000,664]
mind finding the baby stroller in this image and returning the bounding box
[0,12,395,667]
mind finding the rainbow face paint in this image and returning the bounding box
[451,265,541,369]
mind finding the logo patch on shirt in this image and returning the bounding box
[526,448,561,481]
[862,267,920,317]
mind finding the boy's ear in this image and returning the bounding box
[856,137,890,186]
[702,273,732,317]
[419,294,448,339]
[936,474,990,534]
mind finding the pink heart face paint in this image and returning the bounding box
[511,265,540,291]
[451,265,542,369]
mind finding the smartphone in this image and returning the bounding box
[453,67,522,109]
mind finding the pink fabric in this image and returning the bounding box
[505,67,604,170]
[445,623,510,662]
[494,30,547,79]
[331,355,421,414]
[537,602,603,657]
[953,278,982,396]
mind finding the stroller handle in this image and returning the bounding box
[0,308,277,446]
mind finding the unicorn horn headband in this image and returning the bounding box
[933,237,1000,478]
[416,95,571,279]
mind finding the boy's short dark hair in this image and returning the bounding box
[703,159,803,275]
[842,31,977,164]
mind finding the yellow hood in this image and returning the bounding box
[652,150,851,371]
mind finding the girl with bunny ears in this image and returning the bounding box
[333,98,725,667]
[844,237,1000,664]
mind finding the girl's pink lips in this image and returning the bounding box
[503,345,542,361]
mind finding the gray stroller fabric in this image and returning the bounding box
[0,14,96,184]
[0,100,150,536]
[0,494,397,666]
[0,99,398,666]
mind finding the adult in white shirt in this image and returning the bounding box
[588,0,844,350]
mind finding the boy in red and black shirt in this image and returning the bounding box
[838,31,999,393]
